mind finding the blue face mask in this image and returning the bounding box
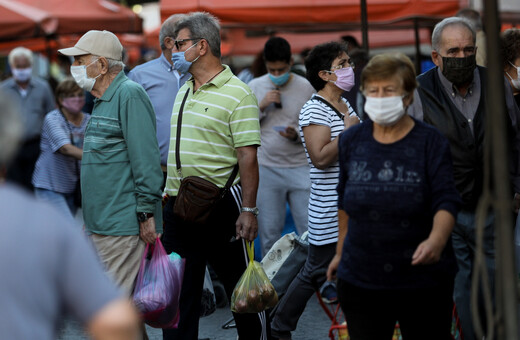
[269,71,290,87]
[171,41,200,74]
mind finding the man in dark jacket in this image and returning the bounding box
[408,16,520,340]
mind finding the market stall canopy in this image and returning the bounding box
[16,0,143,34]
[0,0,57,41]
[158,0,459,56]
[160,0,460,32]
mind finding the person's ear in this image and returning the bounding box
[318,70,330,82]
[98,57,109,74]
[431,50,441,68]
[403,93,413,107]
[198,38,209,56]
[164,37,175,51]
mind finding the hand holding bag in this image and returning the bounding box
[230,241,278,313]
[133,238,185,328]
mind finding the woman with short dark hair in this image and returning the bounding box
[270,41,360,340]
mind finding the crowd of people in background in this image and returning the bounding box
[1,7,520,340]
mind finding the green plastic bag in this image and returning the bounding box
[231,241,278,313]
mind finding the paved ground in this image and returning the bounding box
[58,293,335,339]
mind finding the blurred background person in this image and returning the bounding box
[0,90,139,340]
[0,46,56,191]
[500,27,520,284]
[248,36,315,257]
[501,28,520,109]
[32,78,90,222]
[129,14,189,186]
[237,50,267,84]
[270,41,359,340]
[328,53,461,340]
[456,8,486,67]
[340,35,368,119]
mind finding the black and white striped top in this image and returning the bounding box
[299,94,355,245]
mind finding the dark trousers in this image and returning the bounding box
[161,193,269,340]
[6,137,40,191]
[337,279,454,340]
[270,243,336,339]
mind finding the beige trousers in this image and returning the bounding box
[90,234,145,296]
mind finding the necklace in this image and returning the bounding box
[206,67,225,84]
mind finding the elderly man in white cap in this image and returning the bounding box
[59,30,163,296]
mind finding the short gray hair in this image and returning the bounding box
[8,47,33,67]
[175,12,221,58]
[0,91,23,168]
[92,55,125,73]
[432,17,476,52]
[159,14,186,51]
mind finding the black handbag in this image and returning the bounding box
[172,90,238,224]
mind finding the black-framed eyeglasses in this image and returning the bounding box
[174,38,202,50]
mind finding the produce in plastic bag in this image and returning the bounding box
[133,238,185,328]
[231,241,278,313]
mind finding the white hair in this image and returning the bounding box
[8,47,33,67]
[91,55,125,73]
[431,17,476,52]
[0,91,23,167]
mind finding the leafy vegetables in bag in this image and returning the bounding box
[231,241,278,313]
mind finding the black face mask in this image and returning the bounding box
[441,54,476,86]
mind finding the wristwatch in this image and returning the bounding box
[137,212,154,222]
[241,206,259,217]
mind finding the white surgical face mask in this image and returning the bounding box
[507,61,520,91]
[364,95,406,126]
[12,67,32,83]
[70,58,100,92]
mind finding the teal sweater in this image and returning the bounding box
[82,71,163,235]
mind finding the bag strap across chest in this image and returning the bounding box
[174,89,238,189]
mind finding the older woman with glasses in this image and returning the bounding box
[270,41,360,340]
[327,53,461,340]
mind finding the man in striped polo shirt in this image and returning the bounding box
[161,12,267,340]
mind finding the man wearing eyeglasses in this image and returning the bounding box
[161,12,266,340]
[408,17,520,340]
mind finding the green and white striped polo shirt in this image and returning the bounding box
[164,65,261,196]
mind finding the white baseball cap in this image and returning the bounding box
[59,30,122,61]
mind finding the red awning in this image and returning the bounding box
[158,0,459,55]
[0,0,57,41]
[160,0,459,29]
[16,0,142,34]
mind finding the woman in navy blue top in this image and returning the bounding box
[327,53,461,340]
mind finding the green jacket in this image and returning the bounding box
[82,71,163,235]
